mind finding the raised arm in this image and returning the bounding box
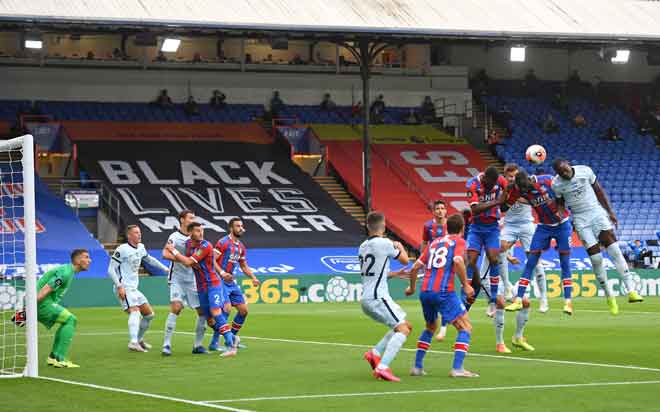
[142,254,171,274]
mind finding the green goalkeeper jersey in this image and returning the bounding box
[37,264,76,304]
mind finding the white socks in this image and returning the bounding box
[163,312,178,347]
[128,311,141,343]
[494,308,505,344]
[195,315,207,347]
[374,330,395,356]
[590,253,613,297]
[515,308,529,339]
[533,264,547,302]
[138,313,154,342]
[606,243,636,293]
[379,332,407,369]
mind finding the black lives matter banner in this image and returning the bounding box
[79,142,364,248]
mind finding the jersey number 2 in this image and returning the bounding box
[359,254,376,277]
[427,247,448,270]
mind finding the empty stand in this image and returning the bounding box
[484,95,660,243]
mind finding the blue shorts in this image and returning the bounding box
[198,286,226,318]
[467,222,500,253]
[530,220,572,252]
[420,291,466,325]
[223,282,246,306]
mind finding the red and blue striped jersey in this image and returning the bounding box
[506,175,570,226]
[185,239,222,292]
[417,235,466,293]
[466,174,508,225]
[422,219,446,243]
[214,235,247,285]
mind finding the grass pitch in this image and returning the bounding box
[3,297,660,412]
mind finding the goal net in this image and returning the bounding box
[0,135,37,378]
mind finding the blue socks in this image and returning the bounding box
[559,253,572,299]
[231,313,246,335]
[452,330,471,370]
[414,329,433,369]
[212,313,233,348]
[517,253,541,298]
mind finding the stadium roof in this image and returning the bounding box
[2,0,660,43]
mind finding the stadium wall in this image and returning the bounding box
[450,45,660,83]
[0,66,470,108]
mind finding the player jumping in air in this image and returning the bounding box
[406,214,478,378]
[552,159,644,313]
[465,167,508,311]
[167,222,237,357]
[35,249,91,368]
[108,225,169,352]
[360,212,410,382]
[419,199,451,342]
[209,218,260,351]
[161,210,209,356]
[504,170,574,319]
[489,164,548,353]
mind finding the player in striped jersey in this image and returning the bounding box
[504,170,574,318]
[419,199,451,342]
[166,222,237,357]
[465,167,508,311]
[161,210,208,356]
[405,214,478,378]
[209,218,260,351]
[360,212,410,382]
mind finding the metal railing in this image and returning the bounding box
[57,179,122,228]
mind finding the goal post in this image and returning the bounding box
[0,134,38,378]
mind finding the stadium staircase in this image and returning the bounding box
[313,175,366,225]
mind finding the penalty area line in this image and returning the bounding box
[38,376,255,412]
[204,380,660,403]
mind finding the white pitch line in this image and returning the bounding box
[51,330,660,373]
[236,335,660,373]
[203,380,660,403]
[577,309,660,315]
[38,376,255,412]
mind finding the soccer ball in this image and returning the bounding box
[0,284,16,310]
[325,276,350,302]
[525,144,547,165]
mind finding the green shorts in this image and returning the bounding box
[37,301,72,329]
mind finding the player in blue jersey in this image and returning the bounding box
[504,170,574,317]
[404,214,478,378]
[167,222,237,357]
[209,218,260,351]
[465,167,508,310]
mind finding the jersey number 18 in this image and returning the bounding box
[427,247,448,270]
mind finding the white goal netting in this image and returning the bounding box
[0,135,37,377]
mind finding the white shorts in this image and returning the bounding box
[362,297,406,329]
[573,209,613,249]
[115,287,149,311]
[169,280,200,308]
[501,222,536,251]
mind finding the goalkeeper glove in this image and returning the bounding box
[11,309,26,327]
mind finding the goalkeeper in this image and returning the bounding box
[36,249,91,368]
